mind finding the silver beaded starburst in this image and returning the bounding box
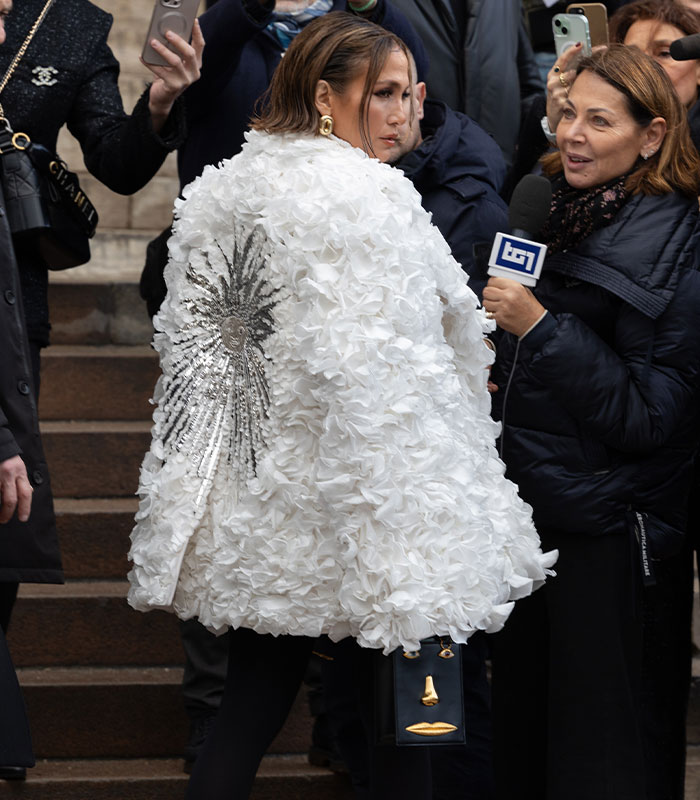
[159,223,279,503]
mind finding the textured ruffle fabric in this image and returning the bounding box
[128,131,556,653]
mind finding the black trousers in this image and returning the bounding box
[185,628,432,800]
[491,528,646,800]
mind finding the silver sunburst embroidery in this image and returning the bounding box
[160,224,278,503]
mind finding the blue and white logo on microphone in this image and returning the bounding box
[487,233,547,287]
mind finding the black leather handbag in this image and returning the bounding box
[0,124,98,270]
[0,0,98,270]
[375,636,466,747]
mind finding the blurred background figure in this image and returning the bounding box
[387,0,543,166]
[0,2,43,778]
[610,0,700,148]
[0,0,203,694]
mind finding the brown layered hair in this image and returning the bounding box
[542,45,700,197]
[251,11,412,155]
[609,0,700,43]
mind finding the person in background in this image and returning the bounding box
[0,3,46,779]
[145,0,428,773]
[0,0,203,682]
[387,0,543,167]
[486,45,700,800]
[610,0,700,149]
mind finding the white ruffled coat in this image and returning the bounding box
[128,130,556,653]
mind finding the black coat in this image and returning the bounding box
[179,0,428,190]
[0,185,61,584]
[0,627,33,767]
[0,0,187,344]
[389,0,543,166]
[396,99,508,296]
[491,190,700,544]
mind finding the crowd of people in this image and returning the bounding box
[2,1,700,799]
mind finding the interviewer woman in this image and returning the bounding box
[484,45,700,800]
[128,12,554,800]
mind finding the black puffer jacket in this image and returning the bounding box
[491,189,700,543]
[396,100,508,296]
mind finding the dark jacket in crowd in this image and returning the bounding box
[0,184,61,585]
[179,0,428,190]
[397,99,508,296]
[389,0,543,166]
[0,0,187,345]
[491,190,700,544]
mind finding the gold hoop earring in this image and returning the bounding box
[319,115,334,136]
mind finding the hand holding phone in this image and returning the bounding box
[567,3,609,48]
[142,0,201,67]
[553,13,592,60]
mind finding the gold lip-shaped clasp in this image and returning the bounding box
[405,722,458,737]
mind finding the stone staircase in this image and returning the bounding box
[2,283,354,800]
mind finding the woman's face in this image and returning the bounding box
[624,20,700,107]
[557,70,661,190]
[320,48,411,162]
[0,0,11,45]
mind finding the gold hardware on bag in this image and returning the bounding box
[402,650,420,660]
[438,639,455,659]
[405,722,458,737]
[421,675,439,707]
[11,132,30,151]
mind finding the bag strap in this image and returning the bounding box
[0,0,56,118]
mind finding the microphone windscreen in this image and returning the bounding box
[669,33,700,61]
[508,174,552,238]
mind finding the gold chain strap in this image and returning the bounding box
[0,0,56,119]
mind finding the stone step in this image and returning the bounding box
[48,282,153,346]
[9,582,179,668]
[55,498,136,580]
[15,667,312,760]
[0,756,353,800]
[687,746,700,800]
[39,346,158,421]
[41,421,149,498]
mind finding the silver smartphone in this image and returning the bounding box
[552,13,592,60]
[142,0,200,67]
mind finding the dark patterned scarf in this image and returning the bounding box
[540,171,631,255]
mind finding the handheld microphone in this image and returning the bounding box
[669,33,700,61]
[487,174,552,287]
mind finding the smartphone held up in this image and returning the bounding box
[142,0,200,67]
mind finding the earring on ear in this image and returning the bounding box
[319,115,334,136]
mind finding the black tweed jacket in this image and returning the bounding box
[0,0,186,193]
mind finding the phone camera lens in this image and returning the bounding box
[562,26,568,34]
[554,19,561,27]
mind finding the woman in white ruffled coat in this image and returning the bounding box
[128,12,556,799]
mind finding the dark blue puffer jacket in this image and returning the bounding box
[396,99,508,297]
[490,189,700,544]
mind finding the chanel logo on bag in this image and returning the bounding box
[31,66,58,87]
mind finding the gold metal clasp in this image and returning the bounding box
[402,650,420,660]
[438,639,455,659]
[11,132,30,150]
[421,675,439,707]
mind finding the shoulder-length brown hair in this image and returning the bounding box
[542,45,700,197]
[251,11,412,156]
[609,0,700,43]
